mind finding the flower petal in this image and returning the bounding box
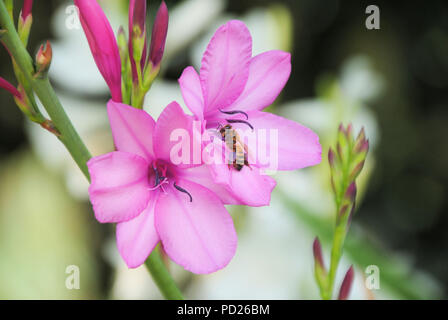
[155,180,237,274]
[176,165,240,205]
[228,50,291,112]
[107,100,156,161]
[154,101,199,168]
[246,111,322,170]
[209,163,277,207]
[200,20,252,113]
[87,151,150,223]
[116,192,160,268]
[178,66,204,120]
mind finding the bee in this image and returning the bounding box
[218,124,251,171]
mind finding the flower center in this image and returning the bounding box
[149,162,169,192]
[148,161,193,202]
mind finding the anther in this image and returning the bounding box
[226,119,254,130]
[219,109,249,120]
[174,182,193,202]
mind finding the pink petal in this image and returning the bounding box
[246,111,322,170]
[153,101,198,168]
[75,0,122,102]
[178,66,204,120]
[116,192,160,268]
[107,100,156,162]
[228,50,291,112]
[155,180,237,274]
[209,162,277,207]
[87,151,150,223]
[176,165,240,205]
[200,20,252,114]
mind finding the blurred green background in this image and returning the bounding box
[0,0,447,299]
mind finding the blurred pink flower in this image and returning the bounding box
[87,101,237,273]
[179,20,322,206]
[75,0,122,102]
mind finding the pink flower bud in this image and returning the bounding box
[0,76,21,99]
[149,1,169,67]
[128,0,147,82]
[74,0,122,102]
[345,182,357,203]
[328,147,336,170]
[338,266,354,300]
[36,40,53,74]
[313,237,325,270]
[21,0,33,20]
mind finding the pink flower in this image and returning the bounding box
[87,101,237,274]
[75,0,122,102]
[179,20,322,206]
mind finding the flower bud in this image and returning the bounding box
[21,0,34,20]
[117,27,129,66]
[129,0,147,82]
[313,237,325,270]
[149,1,168,68]
[349,160,365,181]
[313,237,328,293]
[344,182,357,203]
[18,0,34,46]
[0,76,21,99]
[35,40,52,76]
[338,266,354,300]
[328,147,336,170]
[75,0,122,102]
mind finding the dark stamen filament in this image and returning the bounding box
[219,109,249,120]
[226,119,254,130]
[174,182,193,202]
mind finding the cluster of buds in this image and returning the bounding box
[329,124,369,228]
[0,0,58,135]
[75,0,169,108]
[313,124,369,300]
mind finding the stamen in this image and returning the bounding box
[219,109,249,120]
[148,178,168,191]
[174,182,193,202]
[150,165,168,192]
[226,119,254,130]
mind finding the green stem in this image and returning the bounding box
[0,0,184,300]
[322,145,353,299]
[323,224,346,299]
[145,247,185,300]
[0,1,91,178]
